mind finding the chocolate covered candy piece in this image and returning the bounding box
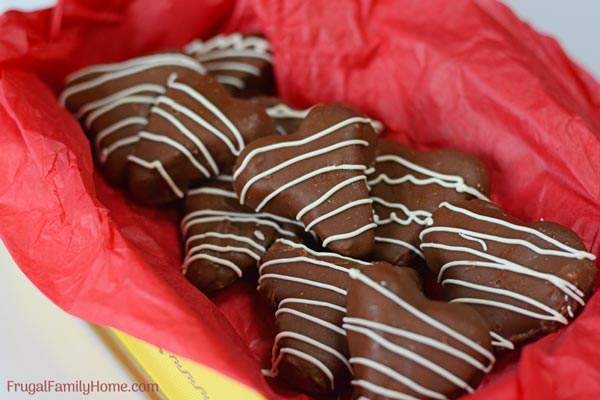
[345,264,495,400]
[369,140,490,264]
[59,52,205,186]
[258,239,374,395]
[420,199,597,350]
[253,96,386,136]
[128,73,275,205]
[233,104,378,258]
[250,97,310,135]
[181,176,304,293]
[185,33,275,98]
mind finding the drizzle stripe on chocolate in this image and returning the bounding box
[185,34,272,90]
[84,95,155,128]
[374,236,425,259]
[234,116,373,180]
[275,238,371,266]
[185,232,266,253]
[255,164,369,212]
[137,131,212,177]
[75,83,165,118]
[127,155,183,198]
[239,139,370,204]
[260,244,365,389]
[369,156,489,201]
[420,201,595,348]
[296,175,367,220]
[345,268,495,398]
[60,53,205,105]
[166,74,245,151]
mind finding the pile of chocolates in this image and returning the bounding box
[60,32,597,399]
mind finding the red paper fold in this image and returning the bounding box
[0,1,598,399]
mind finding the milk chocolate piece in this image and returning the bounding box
[233,104,378,258]
[181,176,304,293]
[128,73,275,205]
[60,53,205,186]
[345,264,494,400]
[258,239,374,395]
[421,199,597,349]
[185,33,275,98]
[369,140,490,265]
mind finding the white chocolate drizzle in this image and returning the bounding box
[370,155,489,201]
[419,201,595,349]
[345,268,495,398]
[181,182,303,278]
[185,33,272,90]
[60,53,205,105]
[260,242,369,389]
[129,72,250,197]
[265,103,384,134]
[234,116,376,250]
[368,151,489,260]
[61,54,204,168]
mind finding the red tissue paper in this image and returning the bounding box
[0,0,599,399]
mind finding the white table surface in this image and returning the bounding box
[0,1,598,399]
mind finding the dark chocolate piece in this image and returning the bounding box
[233,104,378,258]
[59,52,205,186]
[421,199,597,349]
[185,33,275,98]
[369,140,490,265]
[128,73,275,206]
[258,239,373,395]
[345,264,494,400]
[181,176,304,293]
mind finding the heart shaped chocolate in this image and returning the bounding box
[60,52,205,186]
[181,176,304,293]
[258,238,374,394]
[420,199,597,349]
[128,73,275,205]
[233,104,378,258]
[369,140,490,264]
[185,33,275,98]
[345,264,495,400]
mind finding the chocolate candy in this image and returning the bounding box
[185,33,275,98]
[252,96,386,136]
[250,97,309,135]
[233,104,378,258]
[258,238,373,394]
[128,73,275,205]
[345,264,495,400]
[181,176,305,293]
[369,140,490,265]
[421,199,597,349]
[59,52,205,186]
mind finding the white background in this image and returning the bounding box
[0,1,599,399]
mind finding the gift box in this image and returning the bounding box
[0,0,599,399]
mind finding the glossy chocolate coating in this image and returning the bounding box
[60,52,205,186]
[421,199,597,347]
[258,239,376,395]
[346,263,493,400]
[128,73,275,205]
[181,177,303,293]
[370,140,490,265]
[185,33,275,98]
[233,104,378,258]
